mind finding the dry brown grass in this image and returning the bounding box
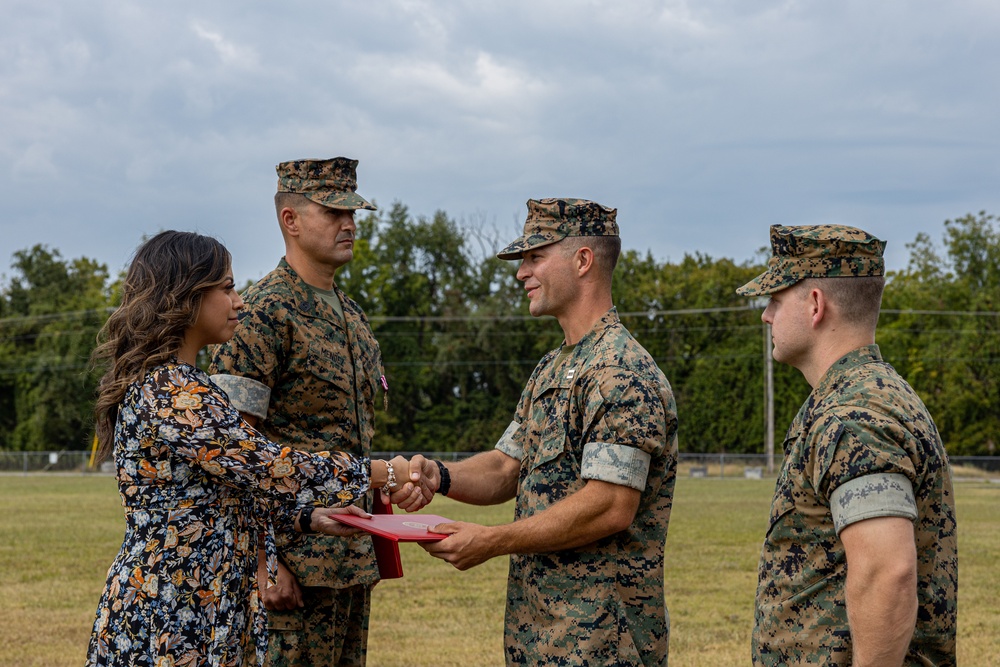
[1,475,996,666]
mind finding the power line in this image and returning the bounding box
[0,328,102,344]
[2,321,997,345]
[880,309,1000,317]
[371,305,759,322]
[5,304,1000,328]
[0,304,763,326]
[0,307,115,327]
[11,351,1000,377]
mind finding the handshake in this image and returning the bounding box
[268,453,491,614]
[378,454,444,512]
[308,454,445,536]
[308,453,496,572]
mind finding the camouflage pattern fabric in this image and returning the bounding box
[737,224,886,297]
[209,259,385,666]
[496,197,619,260]
[210,373,271,420]
[276,157,376,211]
[264,585,370,667]
[753,345,957,666]
[496,308,678,666]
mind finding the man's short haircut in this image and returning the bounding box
[274,191,312,218]
[560,235,622,280]
[802,275,885,329]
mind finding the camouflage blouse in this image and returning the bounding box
[85,361,368,667]
[496,308,679,667]
[209,259,386,588]
[753,345,957,666]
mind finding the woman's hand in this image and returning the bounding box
[390,454,439,512]
[369,455,433,510]
[260,559,303,610]
[311,504,371,537]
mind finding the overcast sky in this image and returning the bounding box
[2,0,998,284]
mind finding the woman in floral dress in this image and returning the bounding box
[85,231,410,667]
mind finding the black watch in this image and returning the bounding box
[299,506,316,533]
[434,459,452,497]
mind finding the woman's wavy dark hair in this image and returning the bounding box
[91,231,231,461]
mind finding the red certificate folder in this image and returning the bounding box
[370,493,404,579]
[334,512,452,542]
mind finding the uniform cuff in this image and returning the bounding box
[209,374,271,420]
[581,442,651,491]
[830,472,918,534]
[494,420,522,460]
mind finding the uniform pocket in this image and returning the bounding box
[521,411,584,503]
[266,606,304,631]
[766,470,796,539]
[530,425,570,473]
[305,339,354,393]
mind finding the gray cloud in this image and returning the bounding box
[2,0,998,281]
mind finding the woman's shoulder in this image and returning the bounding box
[134,359,209,394]
[130,360,231,423]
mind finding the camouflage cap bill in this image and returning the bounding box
[276,157,376,211]
[736,224,886,296]
[496,198,619,260]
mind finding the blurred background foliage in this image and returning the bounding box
[2,207,998,456]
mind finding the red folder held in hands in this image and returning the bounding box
[370,493,404,579]
[336,513,451,542]
[354,495,451,579]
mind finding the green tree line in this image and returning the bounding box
[2,208,998,456]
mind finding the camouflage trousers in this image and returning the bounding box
[264,584,372,667]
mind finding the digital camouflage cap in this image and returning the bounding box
[496,198,619,260]
[276,157,376,211]
[736,224,886,296]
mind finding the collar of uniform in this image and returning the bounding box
[274,258,346,326]
[570,307,621,349]
[534,307,620,393]
[812,344,883,398]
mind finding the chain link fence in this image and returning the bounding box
[2,450,998,479]
[0,450,94,473]
[0,450,482,474]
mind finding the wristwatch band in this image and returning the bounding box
[299,505,316,533]
[434,459,451,497]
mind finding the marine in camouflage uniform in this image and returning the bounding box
[737,225,957,666]
[499,307,677,666]
[419,199,678,667]
[209,158,385,667]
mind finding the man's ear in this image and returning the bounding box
[575,246,595,277]
[807,286,827,328]
[279,207,299,237]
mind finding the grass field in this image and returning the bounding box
[1,475,997,666]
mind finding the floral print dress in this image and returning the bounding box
[86,361,370,667]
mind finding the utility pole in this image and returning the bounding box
[764,322,775,474]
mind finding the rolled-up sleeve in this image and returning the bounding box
[495,420,523,460]
[579,367,669,491]
[830,472,917,534]
[210,374,271,420]
[581,442,651,491]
